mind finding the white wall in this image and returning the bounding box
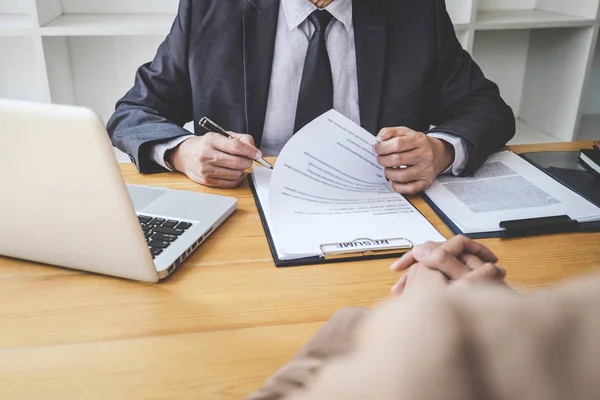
[537,0,600,19]
[2,0,31,14]
[472,30,531,114]
[446,0,473,24]
[582,40,600,114]
[0,36,47,102]
[66,36,165,123]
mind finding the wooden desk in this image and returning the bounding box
[1,142,599,399]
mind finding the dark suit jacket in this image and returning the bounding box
[107,0,515,175]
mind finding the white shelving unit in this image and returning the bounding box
[475,9,595,30]
[472,0,600,144]
[1,0,599,162]
[40,14,174,36]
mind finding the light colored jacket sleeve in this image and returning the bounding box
[278,275,600,400]
[246,307,367,400]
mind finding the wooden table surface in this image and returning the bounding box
[1,142,599,399]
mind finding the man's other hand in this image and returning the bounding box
[168,132,262,189]
[373,127,455,195]
[390,236,508,295]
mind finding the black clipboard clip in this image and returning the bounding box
[320,238,413,260]
[499,215,579,237]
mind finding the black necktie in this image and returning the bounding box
[294,10,334,133]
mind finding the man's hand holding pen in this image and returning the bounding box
[167,117,272,189]
[167,132,260,189]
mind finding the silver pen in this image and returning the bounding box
[199,117,274,170]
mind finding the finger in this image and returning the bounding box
[391,180,429,195]
[391,273,408,296]
[374,132,421,156]
[403,264,449,296]
[376,127,416,141]
[208,132,262,160]
[229,132,256,147]
[392,237,498,271]
[403,262,422,286]
[411,242,471,280]
[463,263,506,283]
[459,254,488,271]
[204,150,253,170]
[197,165,245,181]
[377,149,422,168]
[191,174,245,189]
[442,236,499,264]
[385,166,424,184]
[390,249,421,272]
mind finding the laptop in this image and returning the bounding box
[0,99,237,282]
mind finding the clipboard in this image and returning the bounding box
[422,151,600,239]
[248,176,414,267]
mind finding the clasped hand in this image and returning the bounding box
[390,236,509,297]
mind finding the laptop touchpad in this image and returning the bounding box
[127,185,167,210]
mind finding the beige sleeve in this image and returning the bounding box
[285,275,600,400]
[246,307,367,400]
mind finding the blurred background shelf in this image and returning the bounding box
[475,9,596,30]
[40,14,174,36]
[0,0,599,165]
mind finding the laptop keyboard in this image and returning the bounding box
[138,215,193,259]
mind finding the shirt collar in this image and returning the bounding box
[282,0,352,32]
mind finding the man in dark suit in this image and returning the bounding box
[107,0,515,194]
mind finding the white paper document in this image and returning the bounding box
[251,110,445,261]
[424,151,600,234]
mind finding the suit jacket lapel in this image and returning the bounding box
[354,0,387,135]
[243,0,280,146]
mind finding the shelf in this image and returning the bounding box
[36,14,473,37]
[475,9,596,30]
[508,119,562,145]
[0,14,33,35]
[453,22,470,30]
[40,14,175,36]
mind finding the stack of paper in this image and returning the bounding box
[251,110,445,261]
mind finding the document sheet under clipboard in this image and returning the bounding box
[250,110,445,262]
[423,151,600,235]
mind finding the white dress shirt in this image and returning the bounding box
[260,0,360,156]
[152,0,468,175]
